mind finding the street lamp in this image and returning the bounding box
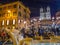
[7,10,12,17]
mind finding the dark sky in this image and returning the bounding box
[0,0,60,17]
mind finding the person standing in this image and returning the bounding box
[1,30,6,42]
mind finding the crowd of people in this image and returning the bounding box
[0,23,60,43]
[19,24,60,39]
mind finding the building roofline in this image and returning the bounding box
[0,1,25,8]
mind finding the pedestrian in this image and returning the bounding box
[1,30,6,42]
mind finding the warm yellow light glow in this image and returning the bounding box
[7,20,9,25]
[24,21,26,24]
[8,10,11,13]
[7,10,12,17]
[13,19,15,25]
[2,20,4,25]
[10,14,12,17]
[13,26,15,29]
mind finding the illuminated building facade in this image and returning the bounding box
[0,1,30,29]
[39,6,51,20]
[39,6,52,24]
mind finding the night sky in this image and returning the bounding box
[0,0,60,17]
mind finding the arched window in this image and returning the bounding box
[2,20,4,25]
[13,19,15,25]
[7,20,9,25]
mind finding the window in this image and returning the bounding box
[0,8,2,11]
[0,14,1,17]
[44,13,46,17]
[24,14,26,18]
[7,13,10,17]
[3,7,6,10]
[18,12,21,16]
[2,13,5,17]
[8,6,12,9]
[13,19,15,25]
[44,8,47,12]
[18,19,20,23]
[13,4,17,8]
[47,6,50,12]
[19,5,21,9]
[24,9,26,13]
[7,20,9,25]
[0,21,2,26]
[13,11,17,16]
[2,20,4,25]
